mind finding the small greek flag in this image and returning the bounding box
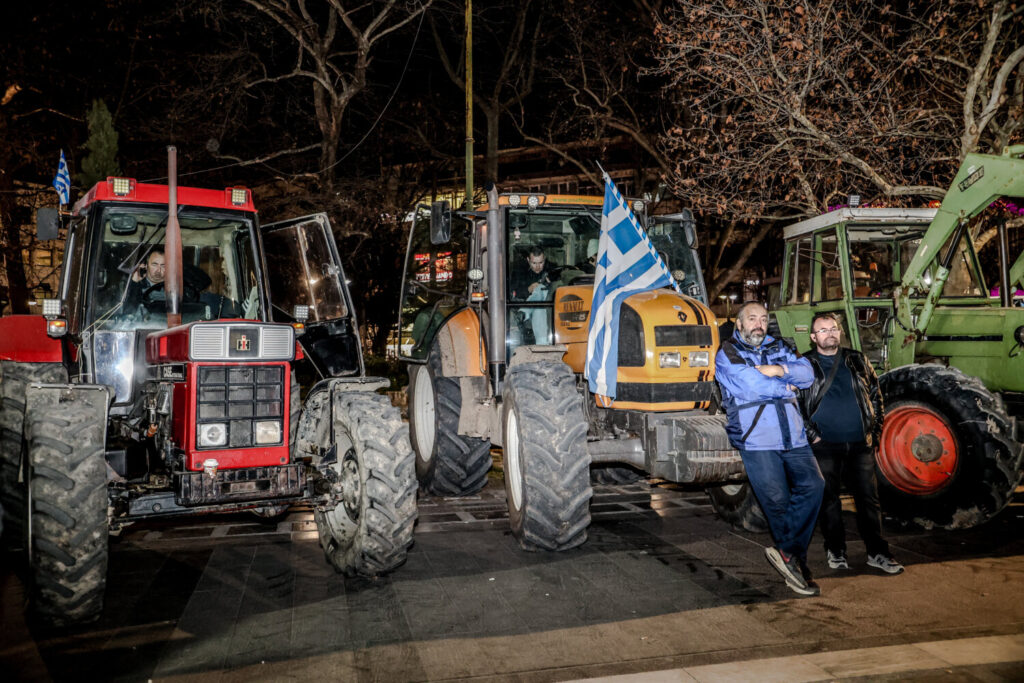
[585,173,678,399]
[52,150,71,205]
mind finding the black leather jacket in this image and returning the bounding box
[798,347,884,446]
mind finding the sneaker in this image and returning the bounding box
[867,554,904,574]
[764,547,815,595]
[827,550,849,570]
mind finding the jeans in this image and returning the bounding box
[740,445,825,561]
[812,440,889,557]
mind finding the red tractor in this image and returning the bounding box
[0,149,416,627]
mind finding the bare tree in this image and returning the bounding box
[228,0,433,184]
[649,0,1023,296]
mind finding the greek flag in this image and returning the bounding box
[585,173,678,398]
[52,150,71,205]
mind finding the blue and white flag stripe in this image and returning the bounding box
[52,150,71,205]
[585,173,678,398]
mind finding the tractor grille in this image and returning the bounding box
[197,364,285,448]
[654,325,713,347]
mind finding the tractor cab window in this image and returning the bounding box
[847,234,895,298]
[506,207,600,354]
[648,219,706,302]
[262,217,348,322]
[814,229,845,302]
[91,205,260,331]
[900,231,984,298]
[91,207,258,332]
[398,206,471,360]
[970,196,1024,300]
[62,216,90,335]
[786,237,812,303]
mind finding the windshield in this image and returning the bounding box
[91,205,261,331]
[505,206,696,300]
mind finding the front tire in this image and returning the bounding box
[503,361,591,551]
[313,391,417,575]
[26,403,108,627]
[706,481,769,533]
[878,364,1023,529]
[407,348,492,496]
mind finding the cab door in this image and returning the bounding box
[259,213,361,377]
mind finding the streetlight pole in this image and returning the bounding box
[464,0,473,210]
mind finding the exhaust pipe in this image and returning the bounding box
[165,146,182,327]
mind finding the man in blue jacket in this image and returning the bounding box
[716,302,824,596]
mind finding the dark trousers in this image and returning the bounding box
[812,440,889,557]
[739,445,824,561]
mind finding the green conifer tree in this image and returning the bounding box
[78,99,121,187]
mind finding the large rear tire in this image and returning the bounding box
[706,481,769,533]
[0,361,67,548]
[878,364,1023,529]
[313,391,417,575]
[26,403,108,627]
[408,347,492,496]
[503,361,591,551]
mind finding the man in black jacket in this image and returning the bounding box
[799,312,903,575]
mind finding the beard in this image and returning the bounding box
[739,326,765,346]
[817,336,840,352]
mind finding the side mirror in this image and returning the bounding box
[36,208,61,240]
[430,201,452,245]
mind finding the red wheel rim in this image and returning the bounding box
[878,404,958,495]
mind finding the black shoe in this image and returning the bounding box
[764,547,816,596]
[799,559,822,596]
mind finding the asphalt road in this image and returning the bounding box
[2,475,1023,682]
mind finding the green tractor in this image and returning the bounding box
[774,145,1024,529]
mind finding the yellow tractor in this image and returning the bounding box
[398,185,759,550]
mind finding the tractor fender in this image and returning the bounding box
[292,376,392,461]
[435,308,486,378]
[0,316,62,363]
[509,344,569,368]
[24,383,111,459]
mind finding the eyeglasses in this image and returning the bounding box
[812,327,841,335]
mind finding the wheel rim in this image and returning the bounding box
[505,406,523,510]
[879,403,958,495]
[340,449,362,521]
[412,367,436,462]
[720,483,742,496]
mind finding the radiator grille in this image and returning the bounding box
[197,364,285,449]
[654,325,713,347]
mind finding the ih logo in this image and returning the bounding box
[237,334,251,352]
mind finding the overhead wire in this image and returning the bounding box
[143,7,427,184]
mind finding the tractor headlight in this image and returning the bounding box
[659,351,681,368]
[254,420,282,445]
[198,423,227,447]
[688,351,710,367]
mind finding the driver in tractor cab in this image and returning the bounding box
[126,247,167,307]
[123,245,215,316]
[510,246,555,301]
[510,246,556,346]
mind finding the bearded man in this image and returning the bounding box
[715,302,824,597]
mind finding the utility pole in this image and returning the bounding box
[464,0,473,210]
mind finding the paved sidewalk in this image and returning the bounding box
[3,479,1023,681]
